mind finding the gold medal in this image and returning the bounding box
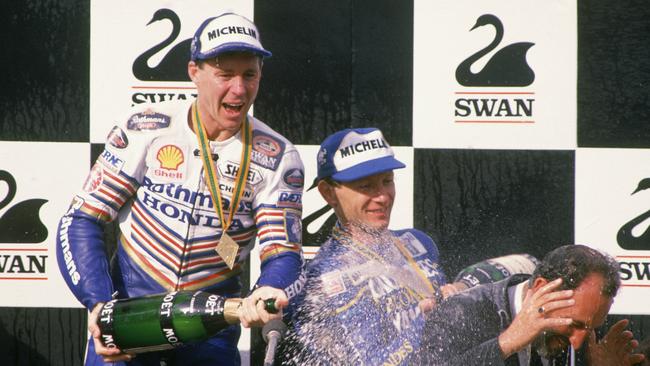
[216,232,239,269]
[192,100,252,270]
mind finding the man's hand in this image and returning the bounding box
[239,286,287,328]
[420,282,468,313]
[441,282,468,298]
[88,303,134,362]
[587,319,645,366]
[418,297,437,313]
[498,278,575,358]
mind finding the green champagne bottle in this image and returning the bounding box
[454,253,539,289]
[97,290,277,354]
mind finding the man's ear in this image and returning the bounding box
[188,61,199,83]
[531,277,550,292]
[317,180,337,208]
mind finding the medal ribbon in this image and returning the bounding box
[333,225,436,297]
[191,100,252,245]
[390,236,436,295]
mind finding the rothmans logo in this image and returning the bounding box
[338,138,388,158]
[127,109,171,131]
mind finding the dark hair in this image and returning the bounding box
[532,244,620,297]
[323,177,340,186]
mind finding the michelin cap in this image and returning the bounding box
[310,128,405,189]
[190,12,271,61]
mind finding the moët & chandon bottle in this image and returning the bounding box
[97,290,276,354]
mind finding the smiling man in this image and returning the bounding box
[284,128,449,365]
[419,244,645,366]
[56,12,304,366]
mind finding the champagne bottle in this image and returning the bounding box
[454,254,539,289]
[97,290,277,354]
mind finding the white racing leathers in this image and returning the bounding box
[56,99,305,310]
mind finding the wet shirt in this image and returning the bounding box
[288,224,447,366]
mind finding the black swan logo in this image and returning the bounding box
[0,170,48,243]
[456,14,535,87]
[617,178,650,250]
[132,8,191,82]
[302,204,337,247]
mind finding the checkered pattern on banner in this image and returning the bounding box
[2,0,650,364]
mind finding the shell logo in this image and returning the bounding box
[156,145,184,170]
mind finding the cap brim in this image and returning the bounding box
[194,43,272,60]
[332,156,406,183]
[307,177,320,191]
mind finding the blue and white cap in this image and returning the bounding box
[310,128,405,189]
[190,12,271,61]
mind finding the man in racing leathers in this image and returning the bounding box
[56,12,304,365]
[283,128,448,365]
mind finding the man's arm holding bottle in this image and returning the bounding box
[56,123,145,361]
[443,254,540,298]
[58,202,135,362]
[421,252,539,311]
[57,194,136,362]
[241,149,305,327]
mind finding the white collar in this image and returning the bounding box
[509,282,531,366]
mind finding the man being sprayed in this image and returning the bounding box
[56,12,304,365]
[284,128,449,365]
[419,244,645,365]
